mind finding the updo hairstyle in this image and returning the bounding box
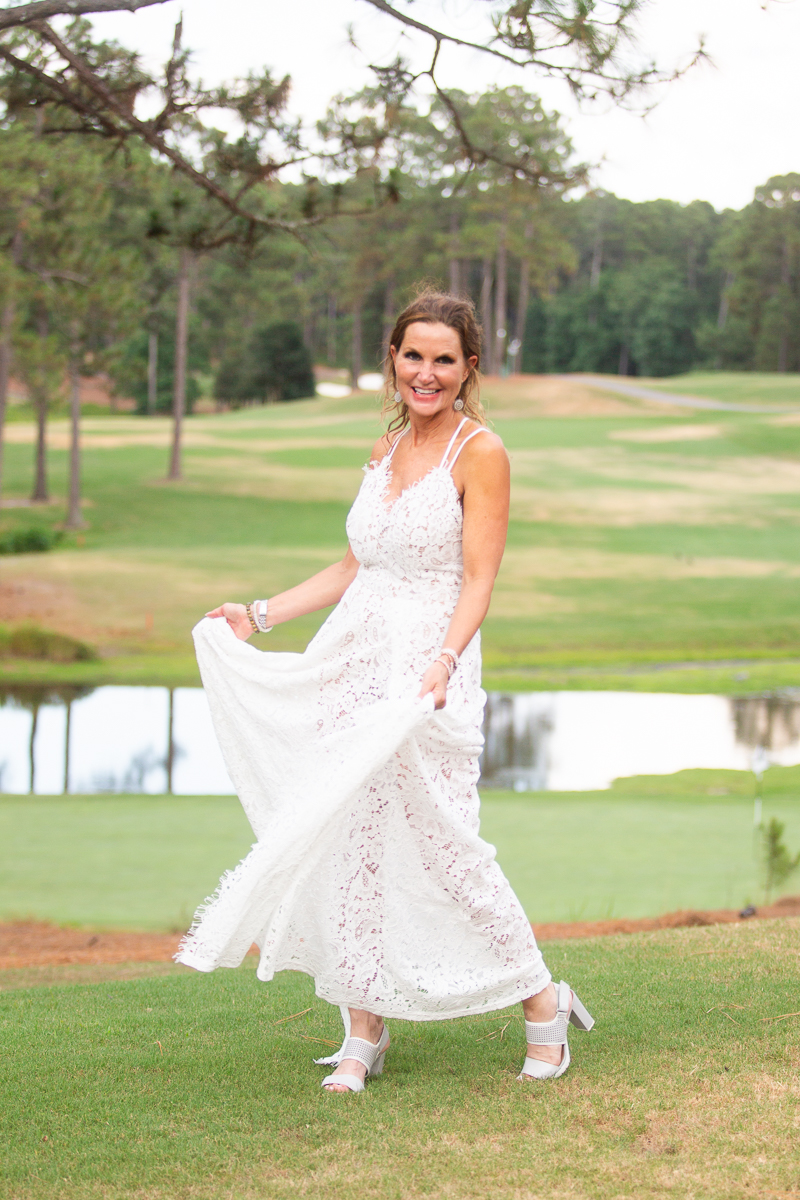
[383,289,486,432]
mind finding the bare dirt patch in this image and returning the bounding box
[609,424,723,443]
[3,898,798,974]
[497,546,797,584]
[532,895,800,941]
[482,375,677,418]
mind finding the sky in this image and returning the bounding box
[88,0,800,213]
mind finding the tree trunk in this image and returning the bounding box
[512,257,530,374]
[0,226,24,507]
[448,210,460,294]
[327,295,337,366]
[715,271,734,369]
[66,349,87,530]
[0,301,12,508]
[479,257,493,372]
[588,232,603,328]
[31,313,49,503]
[168,248,192,480]
[147,329,158,414]
[29,701,39,794]
[590,233,603,289]
[687,241,697,291]
[350,298,363,388]
[381,279,396,362]
[494,233,508,376]
[618,344,630,376]
[31,385,48,502]
[63,698,72,794]
[165,687,174,795]
[717,272,734,330]
[778,239,790,373]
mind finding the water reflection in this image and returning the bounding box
[0,685,231,795]
[480,691,800,791]
[1,685,800,795]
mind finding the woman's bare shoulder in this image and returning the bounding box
[460,426,508,467]
[369,430,401,465]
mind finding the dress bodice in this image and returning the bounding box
[345,419,487,594]
[346,459,464,585]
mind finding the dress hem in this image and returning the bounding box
[265,962,553,1022]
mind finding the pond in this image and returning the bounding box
[1,685,799,796]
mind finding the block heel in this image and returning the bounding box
[517,980,594,1082]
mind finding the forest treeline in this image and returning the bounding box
[2,41,800,441]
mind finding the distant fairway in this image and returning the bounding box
[2,767,798,930]
[1,371,799,690]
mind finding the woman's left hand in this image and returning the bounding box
[418,660,449,710]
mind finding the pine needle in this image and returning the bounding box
[272,1007,312,1026]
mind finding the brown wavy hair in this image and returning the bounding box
[382,289,486,433]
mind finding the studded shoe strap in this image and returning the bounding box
[524,980,572,1046]
[340,1036,382,1070]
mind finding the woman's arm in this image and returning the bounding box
[418,432,509,708]
[207,545,362,641]
[207,436,393,640]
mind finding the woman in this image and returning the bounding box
[177,290,593,1093]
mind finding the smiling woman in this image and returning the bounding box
[176,288,594,1096]
[383,291,485,434]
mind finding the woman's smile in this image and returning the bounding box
[391,321,471,415]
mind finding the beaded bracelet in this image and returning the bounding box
[435,647,460,678]
[245,602,258,633]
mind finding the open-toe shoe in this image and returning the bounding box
[321,1025,390,1094]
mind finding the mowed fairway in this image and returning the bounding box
[1,919,799,1200]
[1,371,800,690]
[2,768,799,930]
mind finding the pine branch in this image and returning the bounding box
[21,20,316,237]
[0,0,167,33]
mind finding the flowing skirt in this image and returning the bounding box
[176,567,550,1019]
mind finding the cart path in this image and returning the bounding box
[575,374,800,414]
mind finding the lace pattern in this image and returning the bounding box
[176,443,551,1019]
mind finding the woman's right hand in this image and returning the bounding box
[205,602,252,640]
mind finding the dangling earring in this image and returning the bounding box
[454,396,464,411]
[393,390,401,404]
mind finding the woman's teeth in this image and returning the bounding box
[413,387,439,395]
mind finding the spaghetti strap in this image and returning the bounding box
[384,427,409,462]
[446,427,490,472]
[438,418,469,468]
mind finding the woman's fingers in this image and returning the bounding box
[418,664,448,709]
[205,606,226,618]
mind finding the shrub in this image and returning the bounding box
[761,817,800,903]
[0,526,63,555]
[0,625,98,662]
[214,321,315,405]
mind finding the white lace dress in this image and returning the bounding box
[177,420,551,1019]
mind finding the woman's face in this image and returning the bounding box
[391,321,477,420]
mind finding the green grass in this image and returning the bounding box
[1,376,800,685]
[3,770,799,930]
[1,919,798,1199]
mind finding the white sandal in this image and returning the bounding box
[517,980,594,1081]
[320,1025,390,1094]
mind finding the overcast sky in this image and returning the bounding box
[90,0,800,212]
